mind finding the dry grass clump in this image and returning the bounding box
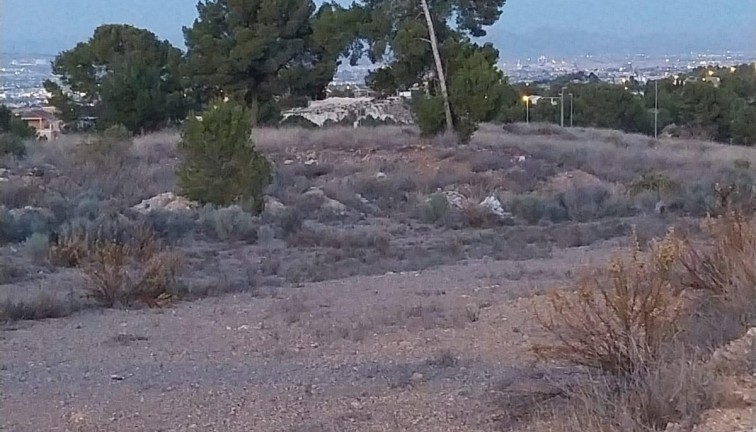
[50,227,183,308]
[533,202,756,431]
[534,228,686,376]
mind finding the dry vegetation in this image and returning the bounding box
[1,123,755,431]
[532,202,756,432]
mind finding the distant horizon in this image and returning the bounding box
[2,0,754,58]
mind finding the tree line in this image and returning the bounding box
[40,0,510,140]
[37,0,755,145]
[504,65,756,145]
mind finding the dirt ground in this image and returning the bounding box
[1,244,620,432]
[2,125,756,431]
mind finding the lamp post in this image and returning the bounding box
[654,80,658,139]
[560,91,565,127]
[569,93,574,127]
[522,95,530,124]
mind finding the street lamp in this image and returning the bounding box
[560,90,565,127]
[654,80,658,139]
[522,95,530,124]
[568,93,574,127]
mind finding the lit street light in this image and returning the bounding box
[522,95,530,124]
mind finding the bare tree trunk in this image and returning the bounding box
[420,0,454,134]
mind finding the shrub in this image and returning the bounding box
[555,357,721,432]
[412,94,447,138]
[0,206,56,244]
[510,194,547,224]
[733,158,751,170]
[680,210,756,340]
[560,185,632,222]
[142,210,196,243]
[199,205,258,242]
[0,133,26,157]
[50,213,137,266]
[534,229,686,377]
[76,125,133,166]
[257,224,276,243]
[24,232,50,263]
[418,193,450,224]
[628,173,679,202]
[60,228,183,308]
[177,100,271,213]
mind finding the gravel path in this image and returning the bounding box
[1,248,613,432]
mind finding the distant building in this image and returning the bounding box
[15,107,62,140]
[702,76,721,87]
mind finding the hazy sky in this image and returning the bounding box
[1,0,754,54]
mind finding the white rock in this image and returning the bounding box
[304,158,318,166]
[322,197,347,214]
[479,195,505,217]
[263,196,287,216]
[132,192,197,214]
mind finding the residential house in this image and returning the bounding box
[16,107,62,140]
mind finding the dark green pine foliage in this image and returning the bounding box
[183,0,338,125]
[319,0,515,140]
[177,100,272,213]
[44,24,187,133]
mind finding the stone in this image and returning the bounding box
[263,196,287,216]
[376,172,387,180]
[442,190,468,209]
[479,195,506,217]
[411,372,425,382]
[655,200,667,215]
[301,188,348,215]
[132,192,198,214]
[356,194,370,205]
[322,197,347,215]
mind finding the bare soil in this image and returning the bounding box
[1,246,615,432]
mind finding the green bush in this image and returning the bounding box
[177,100,271,213]
[510,194,547,224]
[411,94,447,138]
[78,124,132,161]
[418,193,450,224]
[0,134,26,157]
[199,205,258,242]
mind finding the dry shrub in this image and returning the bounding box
[681,210,756,317]
[551,357,723,432]
[534,229,686,376]
[533,205,756,431]
[51,227,182,308]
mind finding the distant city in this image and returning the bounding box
[2,50,755,108]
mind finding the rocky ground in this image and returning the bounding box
[2,124,755,431]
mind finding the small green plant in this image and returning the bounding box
[418,193,450,223]
[412,94,447,138]
[510,194,546,224]
[733,158,751,170]
[177,100,271,213]
[199,205,259,242]
[76,124,133,165]
[0,134,26,157]
[628,173,680,202]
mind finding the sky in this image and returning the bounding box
[1,0,754,55]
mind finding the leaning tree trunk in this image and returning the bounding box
[420,0,454,134]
